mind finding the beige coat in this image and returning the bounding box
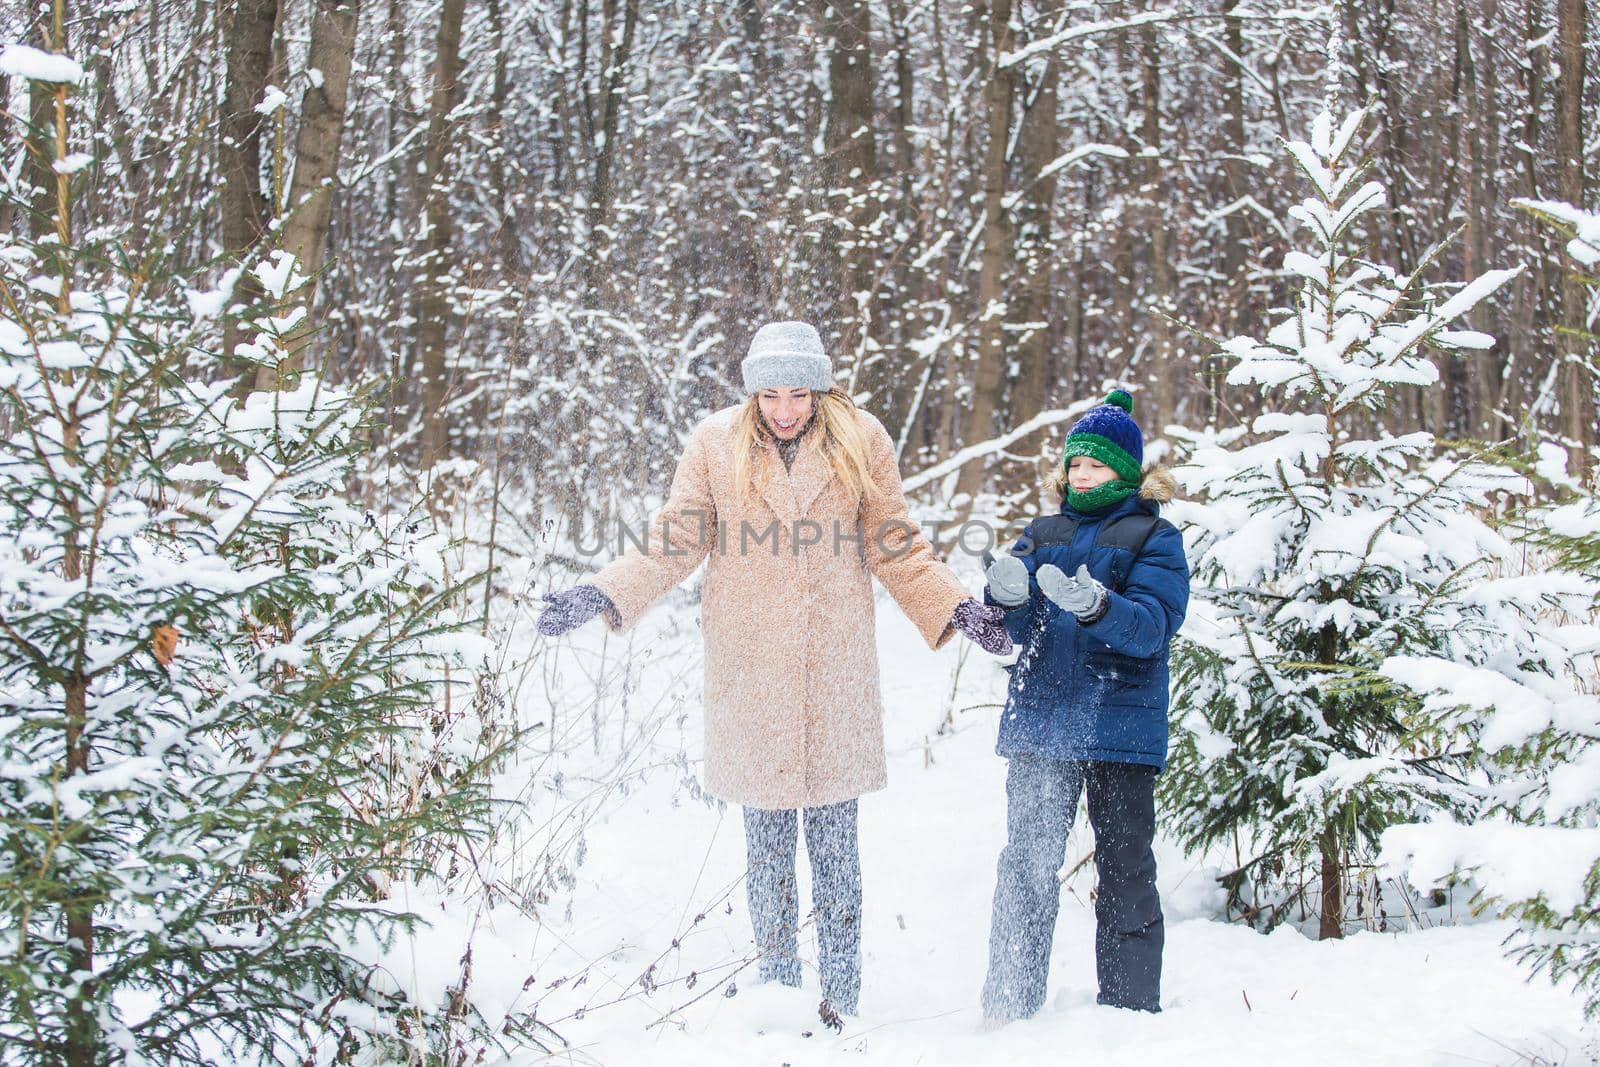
[590,404,970,809]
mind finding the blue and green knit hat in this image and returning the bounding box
[1061,389,1143,483]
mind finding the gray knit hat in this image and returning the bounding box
[740,321,833,394]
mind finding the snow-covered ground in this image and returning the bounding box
[406,567,1593,1066]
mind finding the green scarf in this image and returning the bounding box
[1066,478,1139,514]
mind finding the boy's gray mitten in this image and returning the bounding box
[1037,564,1109,622]
[985,554,1030,607]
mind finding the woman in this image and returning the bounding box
[536,321,1011,1017]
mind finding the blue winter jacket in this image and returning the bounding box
[986,473,1190,769]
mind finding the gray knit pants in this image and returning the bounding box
[742,799,861,1013]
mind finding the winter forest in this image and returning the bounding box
[2,0,1600,1061]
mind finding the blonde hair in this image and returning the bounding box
[732,387,880,506]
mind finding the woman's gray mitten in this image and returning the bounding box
[951,598,1013,655]
[985,554,1030,607]
[536,584,618,636]
[1037,563,1108,620]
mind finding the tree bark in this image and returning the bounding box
[0,70,10,235]
[886,0,917,212]
[1318,826,1344,940]
[1436,0,1474,437]
[1518,0,1559,441]
[815,0,883,404]
[888,0,931,450]
[953,0,1016,507]
[486,0,524,275]
[220,0,282,385]
[1216,0,1249,425]
[1554,0,1593,475]
[416,0,468,476]
[1010,0,1063,468]
[256,0,362,391]
[1374,0,1417,275]
[37,4,98,1053]
[1467,0,1505,439]
[1065,169,1092,401]
[584,0,638,302]
[26,79,55,242]
[21,7,60,255]
[1140,13,1176,432]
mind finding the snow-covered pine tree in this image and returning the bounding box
[1159,108,1526,939]
[0,75,500,1063]
[1380,202,1600,1015]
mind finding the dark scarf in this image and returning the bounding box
[770,413,818,471]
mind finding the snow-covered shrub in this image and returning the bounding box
[1381,202,1600,1015]
[1158,108,1526,938]
[0,158,500,1062]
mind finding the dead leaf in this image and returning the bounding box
[151,624,179,666]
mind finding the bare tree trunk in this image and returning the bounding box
[1108,216,1135,388]
[1374,0,1417,276]
[1518,0,1561,441]
[1555,0,1593,475]
[1318,826,1344,940]
[383,0,408,223]
[1313,613,1346,941]
[1065,175,1090,399]
[1215,0,1249,426]
[1435,0,1474,437]
[1220,0,1248,284]
[20,5,62,251]
[953,0,1016,508]
[416,0,468,476]
[937,340,961,459]
[1140,15,1176,433]
[1467,0,1504,439]
[1010,0,1062,469]
[0,70,10,236]
[885,0,923,438]
[551,0,579,192]
[220,0,282,384]
[487,0,523,275]
[815,0,883,404]
[37,5,97,1054]
[886,0,917,212]
[588,0,640,489]
[25,74,55,251]
[84,18,120,230]
[257,0,362,391]
[583,0,638,301]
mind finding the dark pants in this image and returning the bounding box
[742,799,862,1013]
[982,754,1163,1019]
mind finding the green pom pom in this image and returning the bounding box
[1105,389,1134,414]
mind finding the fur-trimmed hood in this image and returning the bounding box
[1139,466,1177,504]
[1045,463,1179,510]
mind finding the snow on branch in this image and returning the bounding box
[1381,821,1600,916]
[0,43,85,85]
[902,407,1083,493]
[1000,7,1322,68]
